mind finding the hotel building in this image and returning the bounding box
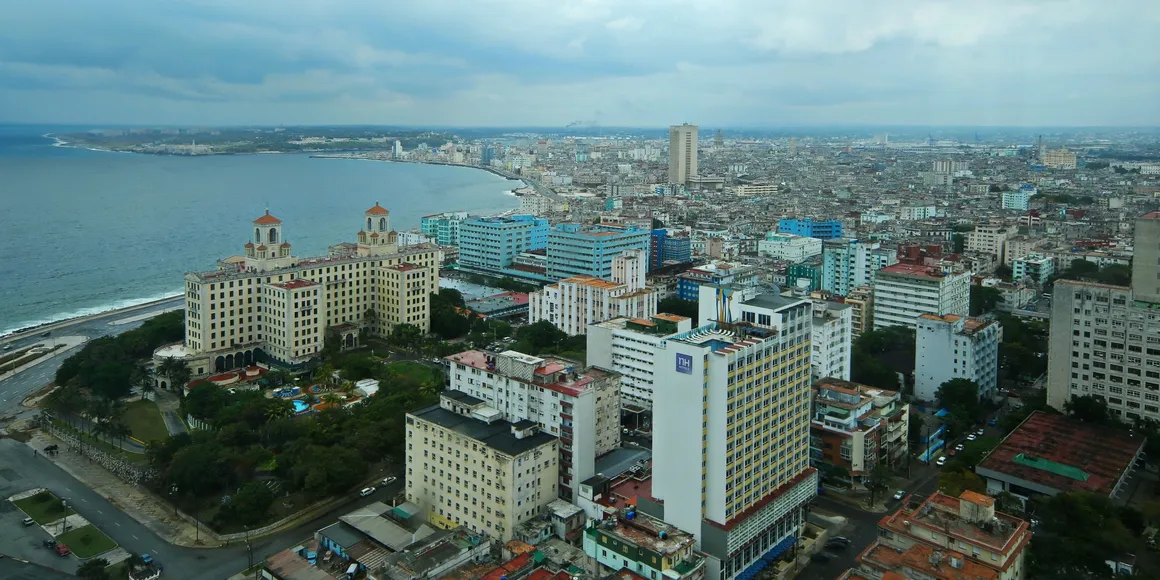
[169,204,441,375]
[546,224,651,281]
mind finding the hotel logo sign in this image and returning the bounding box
[676,353,693,375]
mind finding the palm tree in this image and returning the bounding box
[134,365,156,401]
[321,393,343,407]
[108,420,132,449]
[264,400,293,423]
[313,364,336,388]
[339,380,355,394]
[158,357,192,391]
[419,377,443,398]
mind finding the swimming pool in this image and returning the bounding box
[292,400,310,413]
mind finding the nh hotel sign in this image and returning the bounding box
[676,353,693,375]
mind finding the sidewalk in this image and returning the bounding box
[24,429,221,548]
[0,335,88,380]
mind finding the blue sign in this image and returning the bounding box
[676,353,693,374]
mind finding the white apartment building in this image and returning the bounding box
[405,393,558,541]
[520,194,557,216]
[896,205,938,221]
[529,250,657,335]
[931,160,968,174]
[967,222,1016,263]
[1001,189,1030,211]
[444,350,621,500]
[1011,253,1054,285]
[640,284,817,580]
[668,123,699,185]
[171,205,442,376]
[757,233,822,263]
[734,183,780,197]
[810,300,853,381]
[872,264,970,330]
[821,238,898,297]
[586,314,694,410]
[914,314,1002,402]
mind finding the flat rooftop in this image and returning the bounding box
[860,541,999,580]
[411,404,557,458]
[976,411,1143,496]
[271,279,319,290]
[880,492,1029,556]
[879,263,954,279]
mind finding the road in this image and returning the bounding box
[0,438,404,579]
[0,297,184,415]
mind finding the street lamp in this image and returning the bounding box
[61,501,69,534]
[170,485,178,516]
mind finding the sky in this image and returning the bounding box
[2,0,1158,127]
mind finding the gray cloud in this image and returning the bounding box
[1,0,1158,126]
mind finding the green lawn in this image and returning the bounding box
[385,360,439,383]
[56,525,118,558]
[50,420,148,466]
[123,399,169,444]
[13,490,71,524]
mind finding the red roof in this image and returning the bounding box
[366,202,390,215]
[253,210,282,225]
[280,242,291,247]
[245,242,254,248]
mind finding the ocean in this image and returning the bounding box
[0,125,521,336]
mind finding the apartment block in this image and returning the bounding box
[821,238,898,297]
[420,211,470,246]
[1042,148,1077,170]
[872,264,970,330]
[810,379,909,481]
[897,205,938,221]
[777,218,843,240]
[914,314,1002,403]
[586,314,694,410]
[677,262,761,302]
[529,274,658,336]
[669,123,699,185]
[405,394,558,541]
[444,350,621,500]
[583,507,707,579]
[546,224,651,281]
[810,299,853,381]
[458,215,550,278]
[757,232,822,263]
[1001,189,1030,211]
[1003,236,1045,266]
[1011,253,1054,285]
[639,284,817,580]
[845,287,874,337]
[967,222,1016,263]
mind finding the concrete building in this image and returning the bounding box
[896,205,938,221]
[420,211,469,246]
[757,232,822,263]
[975,411,1144,507]
[810,379,909,481]
[175,204,442,375]
[821,238,898,297]
[1047,211,1160,421]
[583,507,707,580]
[458,215,549,277]
[967,223,1016,264]
[810,299,853,381]
[639,284,817,580]
[777,218,843,240]
[859,491,1031,580]
[845,287,874,337]
[405,394,558,541]
[519,194,557,216]
[914,314,1002,403]
[1011,253,1054,285]
[1003,236,1044,266]
[676,262,761,302]
[586,314,694,411]
[444,350,621,501]
[529,252,658,335]
[546,224,651,281]
[932,160,968,174]
[1001,189,1031,211]
[1042,148,1077,170]
[872,264,970,330]
[668,123,699,185]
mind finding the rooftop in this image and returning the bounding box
[879,491,1029,556]
[410,404,557,458]
[860,541,999,580]
[586,507,696,556]
[741,292,802,312]
[976,411,1144,496]
[879,263,956,279]
[271,279,319,290]
[446,350,606,398]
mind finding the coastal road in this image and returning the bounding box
[0,438,405,579]
[0,297,184,415]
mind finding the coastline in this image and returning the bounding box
[0,294,185,343]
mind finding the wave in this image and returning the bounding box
[0,290,184,338]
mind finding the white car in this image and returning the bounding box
[382,476,397,485]
[893,490,907,500]
[976,428,985,436]
[936,456,948,466]
[359,487,376,497]
[954,443,965,451]
[966,434,977,441]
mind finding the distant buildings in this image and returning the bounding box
[649,229,692,271]
[897,205,939,221]
[872,264,970,330]
[529,250,657,335]
[967,222,1016,263]
[546,224,651,281]
[420,211,470,246]
[1001,188,1031,211]
[821,238,897,296]
[914,314,1002,402]
[458,215,550,279]
[668,123,699,185]
[757,232,822,263]
[1042,148,1077,169]
[778,218,844,240]
[810,379,909,481]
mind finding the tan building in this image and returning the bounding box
[174,203,442,374]
[406,392,559,542]
[1042,148,1077,169]
[1003,235,1045,266]
[668,123,699,185]
[845,286,874,336]
[967,222,1016,263]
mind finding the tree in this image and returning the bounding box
[938,469,985,496]
[1063,394,1115,425]
[865,462,894,505]
[994,491,1024,515]
[908,413,926,446]
[313,364,336,387]
[969,285,1003,316]
[389,324,424,350]
[228,481,276,526]
[76,558,111,580]
[134,364,156,400]
[1029,492,1137,578]
[158,357,192,391]
[936,379,983,415]
[951,233,966,253]
[657,297,699,323]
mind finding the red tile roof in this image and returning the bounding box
[253,210,282,225]
[366,202,390,215]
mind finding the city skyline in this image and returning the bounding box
[3,1,1158,127]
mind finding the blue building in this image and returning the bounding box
[420,211,470,246]
[458,215,551,280]
[481,146,496,167]
[546,224,650,280]
[676,262,761,301]
[778,218,844,240]
[649,229,667,271]
[662,234,692,264]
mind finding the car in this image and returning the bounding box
[55,543,70,556]
[988,418,998,426]
[948,449,957,456]
[2,344,11,351]
[976,428,985,436]
[824,540,848,551]
[810,552,833,563]
[830,536,850,544]
[893,490,907,500]
[966,434,977,441]
[936,456,948,466]
[42,539,56,548]
[381,476,397,485]
[21,517,34,526]
[955,443,965,451]
[359,487,376,497]
[140,554,154,565]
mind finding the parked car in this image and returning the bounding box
[140,553,154,565]
[830,536,851,544]
[948,449,958,457]
[893,490,907,500]
[21,517,34,526]
[42,539,56,548]
[966,434,977,441]
[955,443,965,451]
[988,418,998,426]
[55,543,70,556]
[381,476,397,485]
[976,428,985,436]
[936,456,948,466]
[811,552,833,563]
[824,540,848,551]
[359,487,376,497]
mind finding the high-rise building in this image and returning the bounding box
[668,124,699,185]
[405,394,559,541]
[1047,211,1160,421]
[172,204,441,375]
[546,224,650,280]
[480,145,495,166]
[638,284,816,580]
[810,379,909,481]
[662,233,693,265]
[872,264,970,330]
[821,238,898,296]
[420,211,470,246]
[914,314,1002,402]
[443,350,621,501]
[1001,189,1031,211]
[777,218,844,240]
[458,215,549,278]
[810,299,853,381]
[529,251,658,335]
[967,222,1016,263]
[586,314,693,411]
[678,262,761,302]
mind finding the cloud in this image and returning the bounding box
[1,0,1157,126]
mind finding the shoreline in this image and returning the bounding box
[0,294,184,343]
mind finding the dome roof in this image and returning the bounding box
[253,210,282,225]
[365,202,390,215]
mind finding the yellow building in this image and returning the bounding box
[406,392,559,542]
[844,286,874,337]
[1042,148,1077,169]
[172,203,442,375]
